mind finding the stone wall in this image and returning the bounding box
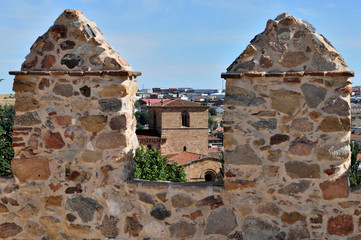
[1,10,361,240]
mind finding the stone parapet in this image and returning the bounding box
[1,10,361,240]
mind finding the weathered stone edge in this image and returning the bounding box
[9,70,142,77]
[221,71,354,79]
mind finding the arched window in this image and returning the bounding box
[182,111,190,127]
[183,146,187,151]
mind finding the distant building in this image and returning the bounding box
[145,98,209,155]
[168,152,222,182]
[138,98,171,106]
[136,98,222,181]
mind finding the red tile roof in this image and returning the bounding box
[352,134,361,139]
[208,135,221,141]
[148,98,208,108]
[167,151,208,165]
[211,127,224,133]
[139,98,171,105]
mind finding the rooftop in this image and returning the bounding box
[148,98,208,108]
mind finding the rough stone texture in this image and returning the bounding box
[205,208,237,235]
[270,89,301,115]
[196,195,224,209]
[318,117,350,132]
[225,86,265,106]
[327,215,354,236]
[95,132,126,149]
[270,134,289,145]
[300,84,327,108]
[320,177,349,200]
[25,221,46,236]
[322,96,350,116]
[99,85,129,98]
[45,131,66,149]
[288,137,313,156]
[109,115,126,130]
[4,10,358,240]
[285,161,320,179]
[14,111,41,126]
[169,220,196,239]
[279,51,309,68]
[225,144,262,165]
[11,157,51,182]
[0,222,23,238]
[65,195,100,223]
[291,118,313,132]
[278,180,311,195]
[256,202,281,217]
[243,217,280,240]
[288,222,310,240]
[251,118,277,130]
[171,193,195,208]
[54,83,73,97]
[150,203,171,220]
[316,144,350,161]
[99,215,119,238]
[79,115,107,133]
[281,211,306,224]
[124,215,143,237]
[99,98,123,112]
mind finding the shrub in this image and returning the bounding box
[0,105,15,176]
[350,141,361,187]
[133,146,186,182]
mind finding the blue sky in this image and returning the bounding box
[1,0,360,93]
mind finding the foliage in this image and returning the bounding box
[212,131,224,140]
[0,105,15,176]
[133,146,186,182]
[350,141,361,187]
[209,107,217,116]
[135,107,149,129]
[208,116,218,130]
[134,101,140,110]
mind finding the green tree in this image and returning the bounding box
[208,116,218,130]
[135,107,149,129]
[209,107,217,116]
[212,131,224,140]
[133,146,186,182]
[0,105,15,176]
[350,141,361,187]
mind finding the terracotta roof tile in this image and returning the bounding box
[148,98,208,108]
[139,98,171,105]
[208,135,221,141]
[168,151,208,165]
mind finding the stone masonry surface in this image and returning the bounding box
[1,10,361,240]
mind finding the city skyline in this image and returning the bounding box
[1,0,360,93]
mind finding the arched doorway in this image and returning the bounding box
[202,170,217,182]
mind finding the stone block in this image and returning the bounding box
[285,161,320,179]
[270,89,301,115]
[95,132,126,150]
[225,144,262,165]
[327,215,353,236]
[99,85,129,98]
[300,83,327,108]
[320,176,349,200]
[205,208,237,235]
[169,220,196,239]
[11,157,50,182]
[79,115,107,133]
